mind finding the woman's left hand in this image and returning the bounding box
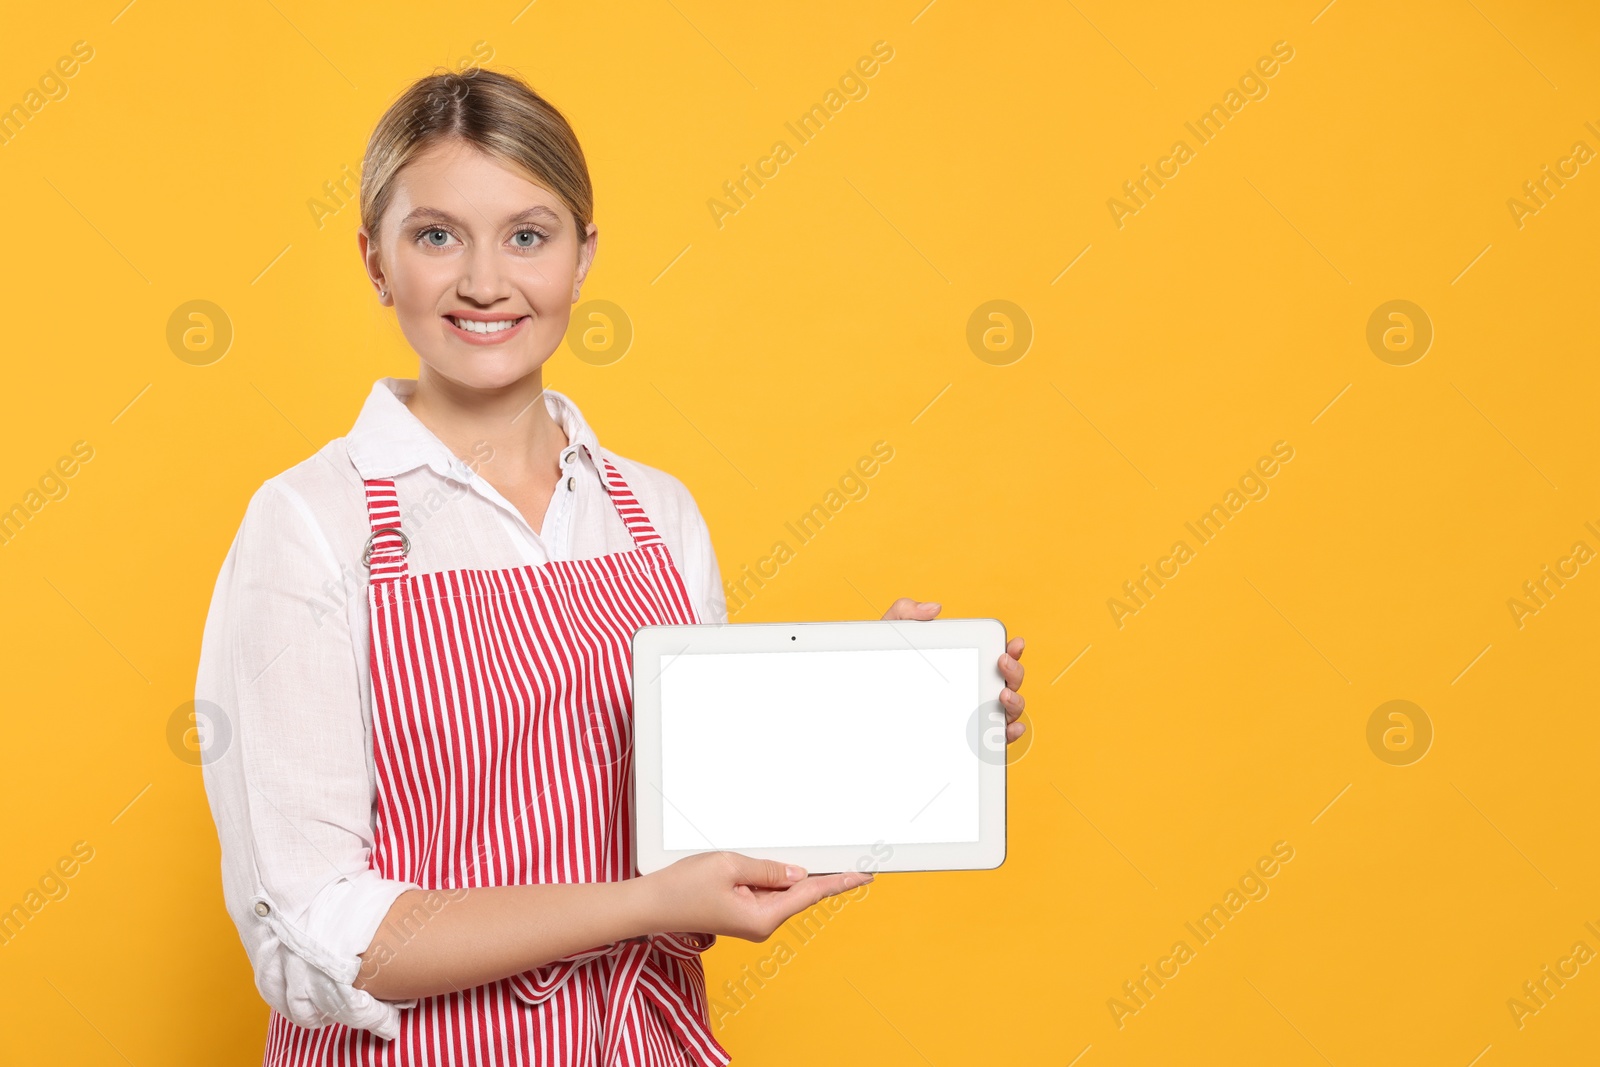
[880,598,1026,745]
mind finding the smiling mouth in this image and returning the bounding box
[446,315,529,335]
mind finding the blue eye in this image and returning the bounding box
[412,226,548,249]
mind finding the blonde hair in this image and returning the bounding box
[360,68,593,248]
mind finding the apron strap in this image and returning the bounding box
[361,478,410,583]
[584,444,666,552]
[361,449,665,583]
[508,932,729,1067]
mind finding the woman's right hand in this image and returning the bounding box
[639,851,874,942]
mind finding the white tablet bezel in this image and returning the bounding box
[631,617,1008,876]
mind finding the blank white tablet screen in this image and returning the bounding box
[658,646,981,850]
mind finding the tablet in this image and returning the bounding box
[630,618,1008,876]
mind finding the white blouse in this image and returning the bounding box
[196,376,728,1040]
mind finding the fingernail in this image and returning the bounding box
[919,601,940,610]
[786,865,805,881]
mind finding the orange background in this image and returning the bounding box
[2,1,1598,1063]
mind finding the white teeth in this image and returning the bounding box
[451,316,521,334]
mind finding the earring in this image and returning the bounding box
[379,288,387,299]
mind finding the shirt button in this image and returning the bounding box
[254,901,271,917]
[563,450,575,466]
[567,476,575,491]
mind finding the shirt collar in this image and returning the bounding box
[345,376,605,484]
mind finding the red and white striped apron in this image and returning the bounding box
[264,444,732,1067]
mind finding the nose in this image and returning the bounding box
[454,240,515,305]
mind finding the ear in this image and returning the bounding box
[358,227,388,303]
[572,222,599,302]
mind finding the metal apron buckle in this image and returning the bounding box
[361,526,411,568]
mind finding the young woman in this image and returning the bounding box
[196,67,1029,1066]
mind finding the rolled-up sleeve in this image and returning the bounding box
[196,478,420,1039]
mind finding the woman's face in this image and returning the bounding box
[359,137,597,393]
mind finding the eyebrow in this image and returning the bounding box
[399,205,563,228]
